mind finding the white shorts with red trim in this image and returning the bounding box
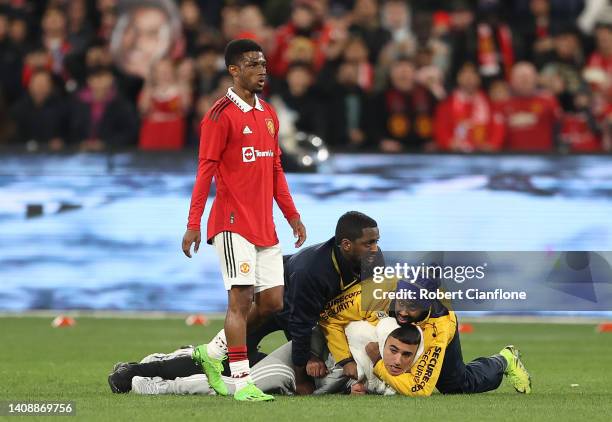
[212,231,284,293]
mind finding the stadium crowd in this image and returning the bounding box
[1,0,612,153]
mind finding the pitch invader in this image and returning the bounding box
[182,39,306,402]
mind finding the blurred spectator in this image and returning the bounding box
[349,0,391,64]
[8,11,29,52]
[434,62,503,152]
[371,58,438,152]
[41,7,71,78]
[180,0,203,56]
[415,61,447,100]
[263,0,293,28]
[269,0,332,78]
[449,1,515,88]
[0,0,610,155]
[427,11,452,78]
[236,4,273,48]
[21,47,53,89]
[496,62,561,151]
[0,6,7,41]
[381,0,415,46]
[1,9,30,103]
[219,4,240,41]
[489,78,511,104]
[446,2,475,83]
[110,0,182,78]
[270,62,325,140]
[514,0,556,63]
[177,57,196,90]
[138,59,191,150]
[578,0,609,34]
[70,66,137,151]
[586,11,612,85]
[10,69,67,150]
[512,0,585,34]
[67,0,94,54]
[324,62,370,149]
[539,27,587,112]
[542,25,584,68]
[85,39,113,69]
[194,45,224,96]
[97,2,117,42]
[342,36,374,92]
[558,91,603,152]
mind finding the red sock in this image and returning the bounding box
[228,345,250,385]
[227,345,248,363]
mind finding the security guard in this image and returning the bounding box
[245,211,383,393]
[320,278,532,396]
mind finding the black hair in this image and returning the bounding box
[388,325,421,346]
[287,61,314,74]
[87,65,114,78]
[553,24,582,39]
[87,38,109,50]
[335,211,377,243]
[224,39,263,68]
[195,44,220,57]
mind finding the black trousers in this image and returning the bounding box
[435,329,506,394]
[131,356,201,379]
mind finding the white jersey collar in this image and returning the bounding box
[226,87,264,113]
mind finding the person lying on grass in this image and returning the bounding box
[108,319,422,396]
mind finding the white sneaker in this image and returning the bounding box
[131,376,169,395]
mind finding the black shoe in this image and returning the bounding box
[108,363,137,393]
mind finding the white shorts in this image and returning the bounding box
[212,231,284,293]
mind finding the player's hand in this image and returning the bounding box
[306,356,328,378]
[293,365,315,395]
[182,229,201,258]
[342,361,359,380]
[351,382,367,395]
[289,217,306,248]
[365,342,381,364]
[295,378,315,395]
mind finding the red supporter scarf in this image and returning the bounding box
[477,23,514,79]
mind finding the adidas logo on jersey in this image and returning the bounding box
[243,126,253,134]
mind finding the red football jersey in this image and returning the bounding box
[498,93,561,151]
[187,88,300,247]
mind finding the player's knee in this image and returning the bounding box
[259,303,282,317]
[259,297,283,316]
[269,299,284,314]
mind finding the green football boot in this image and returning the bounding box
[234,381,274,402]
[192,344,228,396]
[500,345,532,394]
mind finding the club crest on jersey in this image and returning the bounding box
[265,118,275,137]
[239,261,252,276]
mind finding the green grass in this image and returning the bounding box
[1,317,612,422]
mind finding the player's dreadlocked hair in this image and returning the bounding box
[335,211,378,243]
[224,39,263,68]
[388,325,421,346]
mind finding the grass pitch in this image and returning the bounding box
[1,317,611,422]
